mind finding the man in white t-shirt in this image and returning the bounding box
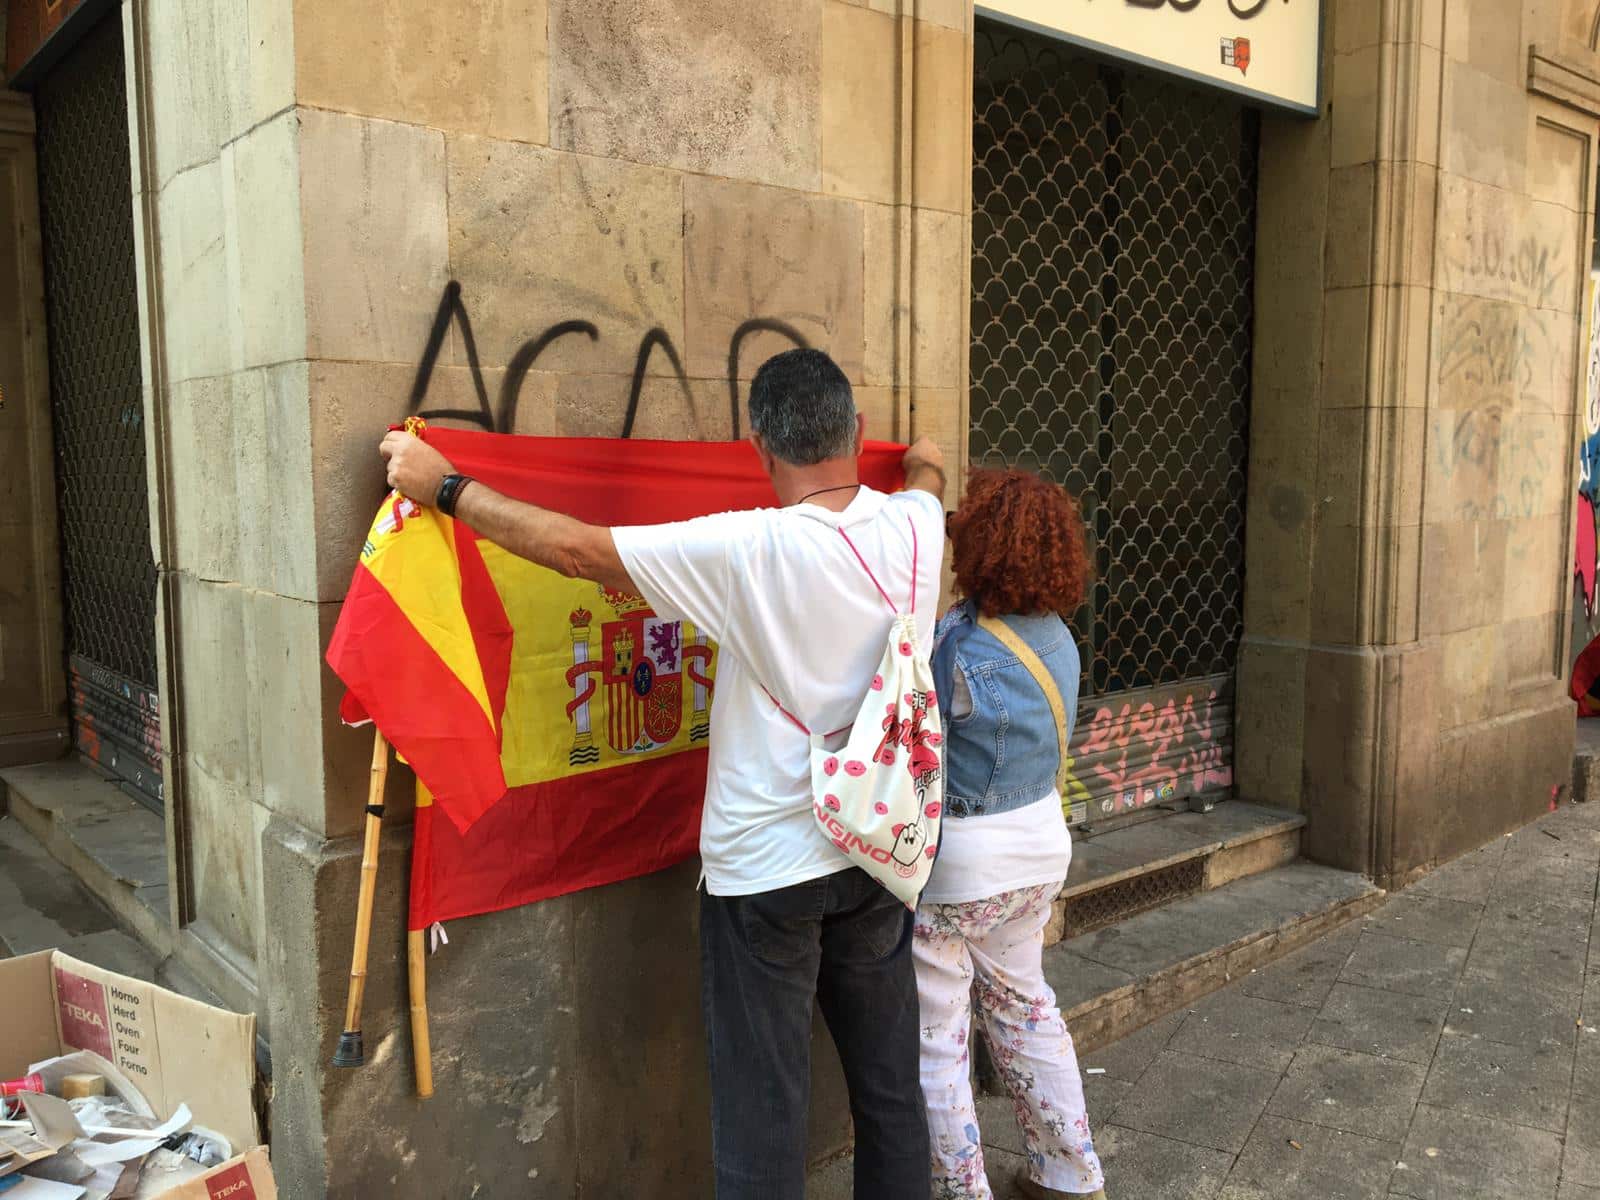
[381,349,946,1199]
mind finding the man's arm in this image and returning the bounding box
[380,430,638,594]
[452,485,636,594]
[902,435,947,501]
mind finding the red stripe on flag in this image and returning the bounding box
[423,433,908,526]
[408,750,706,928]
[454,527,514,742]
[326,562,507,830]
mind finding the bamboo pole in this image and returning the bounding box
[408,928,434,1098]
[332,730,390,1068]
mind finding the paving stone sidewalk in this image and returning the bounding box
[810,798,1600,1199]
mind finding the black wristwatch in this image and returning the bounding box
[435,473,474,516]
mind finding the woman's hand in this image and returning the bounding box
[380,430,455,504]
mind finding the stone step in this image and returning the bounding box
[1050,799,1306,944]
[0,759,170,957]
[0,761,240,1016]
[0,812,161,979]
[0,804,228,1011]
[1042,859,1382,1057]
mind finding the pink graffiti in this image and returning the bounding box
[1176,742,1233,792]
[1079,688,1227,809]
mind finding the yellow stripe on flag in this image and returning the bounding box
[476,541,717,789]
[360,495,496,732]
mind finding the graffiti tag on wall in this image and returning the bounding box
[1432,404,1555,523]
[1063,675,1233,823]
[406,282,810,438]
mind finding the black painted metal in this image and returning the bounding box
[34,13,160,811]
[971,19,1257,701]
[1059,854,1207,939]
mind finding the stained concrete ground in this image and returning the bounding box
[810,797,1600,1199]
[0,811,161,978]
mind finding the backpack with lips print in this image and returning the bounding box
[763,515,945,908]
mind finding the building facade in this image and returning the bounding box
[0,0,1596,1194]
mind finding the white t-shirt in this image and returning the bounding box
[919,794,1073,905]
[612,486,945,896]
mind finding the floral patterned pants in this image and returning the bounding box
[912,882,1105,1199]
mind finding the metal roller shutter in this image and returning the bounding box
[970,18,1256,824]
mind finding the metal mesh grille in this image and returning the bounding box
[34,15,160,804]
[971,21,1257,697]
[1059,854,1205,940]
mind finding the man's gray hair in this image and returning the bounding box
[747,348,858,466]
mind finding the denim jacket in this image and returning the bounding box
[931,598,1081,817]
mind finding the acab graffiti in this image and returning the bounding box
[405,281,810,439]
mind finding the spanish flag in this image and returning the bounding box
[327,425,907,926]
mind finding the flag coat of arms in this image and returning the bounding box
[326,427,907,929]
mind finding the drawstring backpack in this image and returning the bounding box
[763,516,945,908]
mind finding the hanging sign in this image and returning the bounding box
[977,0,1322,116]
[5,0,100,84]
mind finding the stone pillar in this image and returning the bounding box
[117,0,315,1019]
[1238,0,1596,887]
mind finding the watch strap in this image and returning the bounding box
[435,473,473,516]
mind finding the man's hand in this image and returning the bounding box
[374,429,638,593]
[381,430,455,504]
[902,436,946,499]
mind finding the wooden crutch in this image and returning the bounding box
[332,730,390,1069]
[408,928,434,1097]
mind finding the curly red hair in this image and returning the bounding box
[949,468,1091,618]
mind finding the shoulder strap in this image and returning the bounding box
[837,514,919,615]
[977,616,1070,793]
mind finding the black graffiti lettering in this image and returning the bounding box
[408,281,494,431]
[1126,0,1269,14]
[500,320,601,436]
[728,318,811,438]
[408,283,811,439]
[620,328,693,439]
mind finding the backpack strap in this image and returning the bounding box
[977,616,1070,794]
[760,685,853,740]
[908,516,918,614]
[770,514,921,737]
[837,515,920,615]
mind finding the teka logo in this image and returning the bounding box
[207,1163,257,1200]
[1220,36,1252,76]
[62,1002,105,1028]
[53,967,113,1060]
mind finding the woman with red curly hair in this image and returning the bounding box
[915,469,1106,1200]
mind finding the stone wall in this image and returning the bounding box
[220,0,972,1194]
[116,0,302,1013]
[1237,0,1597,884]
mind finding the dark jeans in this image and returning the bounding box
[701,866,931,1200]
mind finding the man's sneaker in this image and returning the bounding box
[1013,1172,1106,1200]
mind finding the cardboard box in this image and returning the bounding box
[0,950,273,1199]
[141,1147,276,1200]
